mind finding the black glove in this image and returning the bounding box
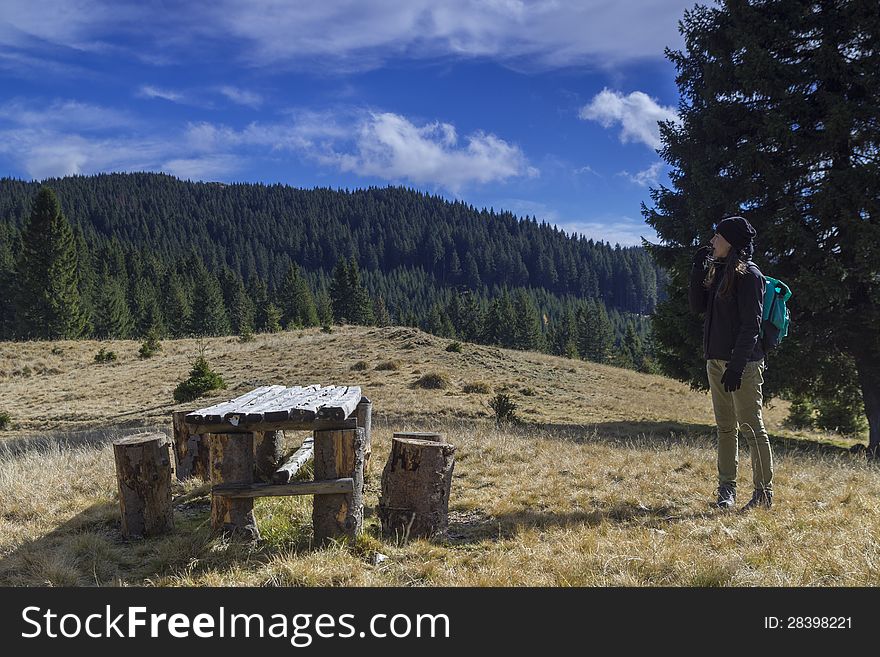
[721,367,742,393]
[692,245,712,267]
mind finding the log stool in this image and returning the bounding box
[378,432,455,540]
[112,432,174,539]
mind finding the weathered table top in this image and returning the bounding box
[185,384,363,434]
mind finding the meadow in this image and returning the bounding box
[0,326,877,586]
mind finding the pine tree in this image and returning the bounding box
[346,256,375,325]
[15,187,85,338]
[373,295,391,327]
[644,0,880,451]
[265,303,282,333]
[577,299,613,363]
[163,270,192,337]
[548,305,579,359]
[329,258,351,323]
[277,263,318,328]
[188,262,230,336]
[512,289,545,352]
[93,269,133,338]
[315,287,334,326]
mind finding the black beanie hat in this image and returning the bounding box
[716,216,756,252]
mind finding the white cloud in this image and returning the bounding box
[573,164,601,177]
[619,161,665,187]
[137,85,185,103]
[0,99,137,131]
[555,216,658,247]
[0,99,532,190]
[2,1,692,71]
[579,88,678,149]
[218,86,263,109]
[162,154,242,180]
[330,112,537,192]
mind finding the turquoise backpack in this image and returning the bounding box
[760,276,791,351]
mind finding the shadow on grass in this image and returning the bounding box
[529,419,862,460]
[0,424,168,458]
[442,503,716,546]
[0,492,321,586]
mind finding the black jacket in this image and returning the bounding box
[688,257,765,372]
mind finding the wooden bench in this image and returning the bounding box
[185,385,372,544]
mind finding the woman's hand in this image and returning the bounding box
[692,245,712,267]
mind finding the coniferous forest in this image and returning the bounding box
[0,173,668,371]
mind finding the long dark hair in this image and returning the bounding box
[703,242,752,298]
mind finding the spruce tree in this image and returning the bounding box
[93,269,133,338]
[277,263,318,328]
[329,258,351,323]
[548,305,579,359]
[644,0,880,450]
[188,262,231,336]
[15,187,85,338]
[512,289,545,352]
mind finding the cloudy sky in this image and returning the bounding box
[0,0,693,246]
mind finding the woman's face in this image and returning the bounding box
[710,232,732,259]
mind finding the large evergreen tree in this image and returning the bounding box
[14,187,85,338]
[644,0,880,451]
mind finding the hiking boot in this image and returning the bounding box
[716,484,736,510]
[741,488,773,511]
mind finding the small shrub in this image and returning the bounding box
[414,371,451,389]
[488,393,518,426]
[50,346,63,355]
[138,328,162,359]
[238,326,255,343]
[520,386,536,396]
[351,360,369,371]
[321,324,333,334]
[375,360,401,371]
[446,341,463,353]
[463,381,492,394]
[94,348,117,363]
[173,351,226,403]
[784,396,814,430]
[0,411,10,430]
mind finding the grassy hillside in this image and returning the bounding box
[0,326,877,586]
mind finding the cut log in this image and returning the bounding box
[312,427,365,545]
[209,433,259,540]
[253,430,284,482]
[213,478,354,499]
[356,396,373,475]
[172,410,210,480]
[378,436,455,540]
[113,433,174,539]
[273,437,314,484]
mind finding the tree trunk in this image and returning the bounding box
[854,355,880,457]
[312,427,364,545]
[172,410,210,480]
[253,430,284,482]
[378,436,455,540]
[209,433,260,540]
[112,433,174,539]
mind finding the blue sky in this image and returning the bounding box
[0,0,694,246]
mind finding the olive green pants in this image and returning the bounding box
[706,359,773,491]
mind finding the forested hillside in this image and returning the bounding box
[0,174,668,369]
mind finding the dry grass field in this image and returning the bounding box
[0,325,877,586]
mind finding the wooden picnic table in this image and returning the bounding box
[184,384,364,434]
[182,384,371,543]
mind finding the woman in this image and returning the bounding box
[688,216,773,511]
